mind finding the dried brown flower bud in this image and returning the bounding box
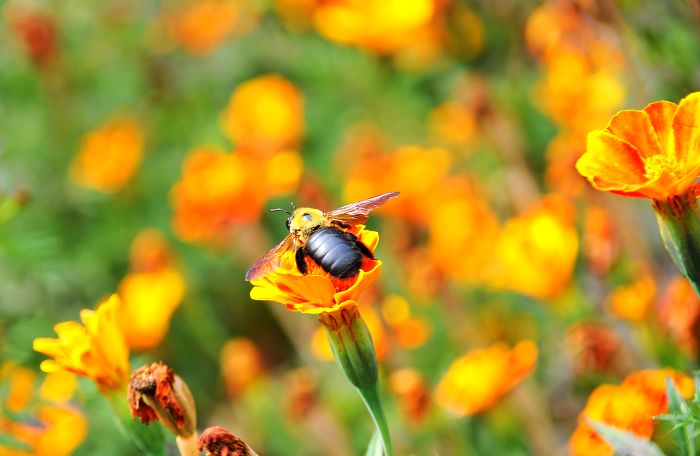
[128,362,196,437]
[198,426,258,456]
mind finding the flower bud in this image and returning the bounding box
[319,305,378,389]
[197,426,259,456]
[653,192,700,295]
[128,362,196,438]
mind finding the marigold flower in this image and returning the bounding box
[220,338,264,396]
[171,146,302,242]
[249,226,381,314]
[576,92,700,200]
[389,369,429,425]
[569,369,693,456]
[198,426,258,456]
[657,276,700,355]
[312,0,435,55]
[607,271,656,322]
[33,294,130,392]
[128,362,196,438]
[0,364,86,456]
[173,0,239,55]
[69,118,144,193]
[220,75,303,153]
[118,229,186,350]
[435,340,538,416]
[488,196,578,299]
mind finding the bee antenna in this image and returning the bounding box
[270,208,292,216]
[290,202,296,210]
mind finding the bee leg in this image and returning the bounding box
[354,238,375,260]
[295,247,308,274]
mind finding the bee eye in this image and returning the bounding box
[303,213,312,221]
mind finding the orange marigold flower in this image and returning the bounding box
[170,146,302,242]
[33,295,130,392]
[249,226,381,314]
[220,74,304,153]
[0,364,86,456]
[389,368,429,425]
[657,276,700,355]
[118,229,186,350]
[172,0,239,55]
[435,340,538,416]
[69,117,144,193]
[220,338,264,396]
[312,0,435,55]
[488,196,578,299]
[607,271,656,322]
[569,369,693,456]
[577,92,700,200]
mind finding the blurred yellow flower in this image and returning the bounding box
[0,364,86,456]
[569,369,693,456]
[427,101,477,145]
[250,226,381,314]
[33,295,130,392]
[607,271,656,322]
[219,338,264,396]
[435,340,538,416]
[118,229,186,350]
[171,146,302,242]
[577,92,700,200]
[313,0,435,55]
[220,74,304,154]
[427,177,500,283]
[69,117,144,193]
[489,196,578,299]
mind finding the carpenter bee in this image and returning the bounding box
[245,192,399,281]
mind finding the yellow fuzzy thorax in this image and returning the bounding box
[289,207,330,236]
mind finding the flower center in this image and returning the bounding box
[643,155,678,181]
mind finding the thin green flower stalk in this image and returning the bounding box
[320,305,394,456]
[653,192,700,295]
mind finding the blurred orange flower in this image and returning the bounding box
[0,364,86,456]
[566,323,622,375]
[389,368,429,425]
[344,146,452,225]
[172,0,239,55]
[577,93,700,200]
[607,271,656,322]
[582,206,619,276]
[312,0,435,55]
[33,295,130,392]
[69,117,144,193]
[427,101,478,145]
[249,226,381,314]
[220,74,304,154]
[569,369,693,456]
[219,338,264,396]
[118,229,186,350]
[435,340,538,416]
[171,146,302,242]
[380,294,430,349]
[488,196,578,299]
[657,276,700,355]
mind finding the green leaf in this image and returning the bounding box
[588,420,666,456]
[664,376,695,456]
[364,430,383,456]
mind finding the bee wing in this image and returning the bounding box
[325,191,399,225]
[245,234,295,281]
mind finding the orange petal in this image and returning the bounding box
[644,100,677,155]
[577,130,646,192]
[606,110,664,159]
[673,92,700,169]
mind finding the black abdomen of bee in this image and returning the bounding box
[299,227,373,278]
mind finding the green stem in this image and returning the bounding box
[357,383,395,456]
[106,389,167,455]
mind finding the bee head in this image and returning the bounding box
[289,207,325,233]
